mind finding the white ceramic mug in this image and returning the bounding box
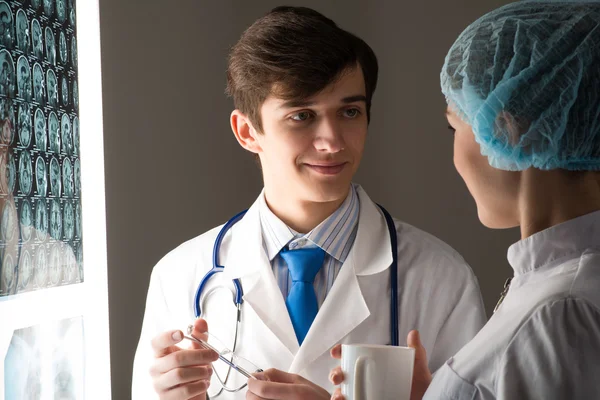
[341,344,415,400]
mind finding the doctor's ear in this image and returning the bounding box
[230,110,262,154]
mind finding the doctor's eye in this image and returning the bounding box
[447,125,456,135]
[290,111,313,122]
[342,108,361,118]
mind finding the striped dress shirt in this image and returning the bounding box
[258,184,360,307]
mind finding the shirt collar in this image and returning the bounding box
[258,184,360,262]
[507,210,600,276]
[258,193,295,261]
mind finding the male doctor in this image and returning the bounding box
[132,6,486,400]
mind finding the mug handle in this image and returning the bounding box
[354,356,368,400]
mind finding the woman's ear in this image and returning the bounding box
[230,110,262,154]
[496,111,528,146]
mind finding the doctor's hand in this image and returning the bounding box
[246,368,331,400]
[328,331,433,400]
[149,318,219,400]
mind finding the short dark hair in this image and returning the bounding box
[226,6,378,132]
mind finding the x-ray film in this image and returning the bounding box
[1,3,108,398]
[0,0,82,298]
[4,316,85,399]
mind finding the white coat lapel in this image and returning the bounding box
[353,186,394,277]
[221,197,300,356]
[242,269,300,356]
[289,188,394,373]
[288,252,368,373]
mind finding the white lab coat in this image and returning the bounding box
[424,210,600,400]
[132,187,486,399]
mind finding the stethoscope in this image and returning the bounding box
[193,205,399,396]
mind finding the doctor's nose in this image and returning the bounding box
[313,119,345,153]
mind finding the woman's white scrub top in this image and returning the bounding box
[424,211,600,400]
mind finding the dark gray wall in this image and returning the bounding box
[99,1,516,398]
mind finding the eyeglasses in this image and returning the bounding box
[184,325,263,396]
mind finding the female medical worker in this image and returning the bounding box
[328,1,600,399]
[131,6,486,400]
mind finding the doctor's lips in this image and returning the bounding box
[304,162,348,175]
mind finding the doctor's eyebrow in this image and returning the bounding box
[278,95,367,110]
[340,95,367,104]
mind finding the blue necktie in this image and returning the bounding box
[280,246,326,345]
